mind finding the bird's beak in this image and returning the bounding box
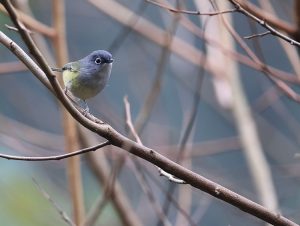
[107,58,114,63]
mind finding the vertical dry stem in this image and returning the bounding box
[52,0,85,225]
[218,1,279,212]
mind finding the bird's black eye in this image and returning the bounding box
[95,57,101,64]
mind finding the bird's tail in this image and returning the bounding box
[51,67,63,72]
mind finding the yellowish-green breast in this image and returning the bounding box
[63,70,78,85]
[62,62,80,86]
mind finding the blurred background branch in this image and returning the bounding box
[1,0,300,226]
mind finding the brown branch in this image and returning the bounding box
[0,141,110,161]
[146,0,236,16]
[228,0,300,47]
[237,0,296,36]
[244,31,271,39]
[124,96,173,226]
[0,1,298,225]
[90,0,299,86]
[52,0,84,224]
[124,96,185,184]
[83,134,143,226]
[0,29,297,226]
[0,61,28,74]
[219,9,279,211]
[144,169,197,226]
[219,9,300,106]
[84,152,126,226]
[133,3,180,134]
[84,193,110,226]
[178,12,299,84]
[256,0,300,79]
[0,4,55,37]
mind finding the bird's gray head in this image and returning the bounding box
[79,50,113,76]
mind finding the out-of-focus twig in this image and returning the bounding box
[32,178,75,226]
[0,141,109,161]
[228,0,300,47]
[146,0,236,15]
[124,96,173,226]
[0,1,298,224]
[84,152,125,226]
[80,128,143,226]
[88,0,208,66]
[14,0,56,72]
[124,96,185,184]
[0,4,55,37]
[0,113,62,149]
[218,4,300,107]
[160,8,208,224]
[117,0,185,183]
[257,0,300,78]
[217,1,279,211]
[52,0,85,224]
[144,169,197,226]
[236,0,296,37]
[84,192,110,226]
[1,29,297,226]
[133,0,180,136]
[0,61,27,74]
[109,0,148,54]
[106,0,300,100]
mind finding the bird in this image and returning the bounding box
[52,50,113,112]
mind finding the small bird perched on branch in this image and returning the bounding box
[52,50,114,112]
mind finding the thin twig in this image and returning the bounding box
[256,0,300,78]
[228,0,300,47]
[84,194,110,226]
[90,0,300,86]
[109,0,148,53]
[217,1,279,211]
[244,31,271,39]
[124,96,185,184]
[80,129,143,226]
[237,0,296,36]
[124,96,172,226]
[84,155,125,226]
[146,0,236,15]
[0,141,110,161]
[219,5,300,106]
[159,13,208,225]
[52,0,85,224]
[144,169,197,226]
[0,1,298,225]
[32,178,75,226]
[134,0,180,134]
[0,4,55,37]
[5,23,33,33]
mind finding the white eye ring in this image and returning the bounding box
[95,58,101,64]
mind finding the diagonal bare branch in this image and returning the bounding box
[0,1,298,225]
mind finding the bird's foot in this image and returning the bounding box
[82,108,89,117]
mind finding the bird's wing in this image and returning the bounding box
[62,62,81,86]
[62,62,80,72]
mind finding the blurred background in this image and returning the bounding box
[0,0,300,225]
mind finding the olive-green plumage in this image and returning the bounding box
[52,50,113,111]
